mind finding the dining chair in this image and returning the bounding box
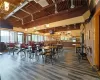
[16,43,28,57]
[44,47,58,65]
[7,43,16,55]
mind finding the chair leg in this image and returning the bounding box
[13,49,15,55]
[57,52,59,58]
[42,55,45,61]
[78,54,81,63]
[8,49,10,54]
[50,55,53,65]
[45,56,47,63]
[29,52,32,59]
[17,49,22,55]
[23,50,26,57]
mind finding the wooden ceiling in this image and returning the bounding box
[0,0,24,18]
[2,0,89,28]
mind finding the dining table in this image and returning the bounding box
[42,46,57,53]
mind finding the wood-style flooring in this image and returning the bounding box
[0,48,100,80]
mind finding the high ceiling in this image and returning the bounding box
[1,0,89,29]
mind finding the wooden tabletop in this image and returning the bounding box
[42,46,57,50]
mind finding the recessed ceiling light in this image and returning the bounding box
[58,32,60,35]
[35,31,39,34]
[25,28,27,31]
[45,24,49,28]
[34,27,37,30]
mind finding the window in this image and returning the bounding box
[32,34,38,42]
[36,35,44,42]
[9,31,15,43]
[26,34,31,43]
[40,35,44,42]
[38,35,41,42]
[32,35,35,41]
[18,32,23,44]
[14,32,18,43]
[0,30,18,43]
[1,30,10,43]
[28,35,31,41]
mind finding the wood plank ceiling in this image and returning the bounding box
[4,0,89,28]
[0,0,24,18]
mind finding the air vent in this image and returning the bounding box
[34,0,49,7]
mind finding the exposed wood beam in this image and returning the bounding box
[23,6,88,28]
[12,15,24,25]
[10,3,32,16]
[22,0,65,19]
[4,0,33,19]
[39,24,80,33]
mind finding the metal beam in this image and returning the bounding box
[12,15,22,20]
[71,0,75,8]
[20,0,64,19]
[21,19,24,25]
[31,14,34,21]
[12,15,24,25]
[10,3,32,15]
[20,9,31,15]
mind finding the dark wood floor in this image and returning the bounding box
[0,48,100,80]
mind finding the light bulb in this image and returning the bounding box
[45,24,49,28]
[25,28,27,31]
[4,1,9,11]
[34,27,36,30]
